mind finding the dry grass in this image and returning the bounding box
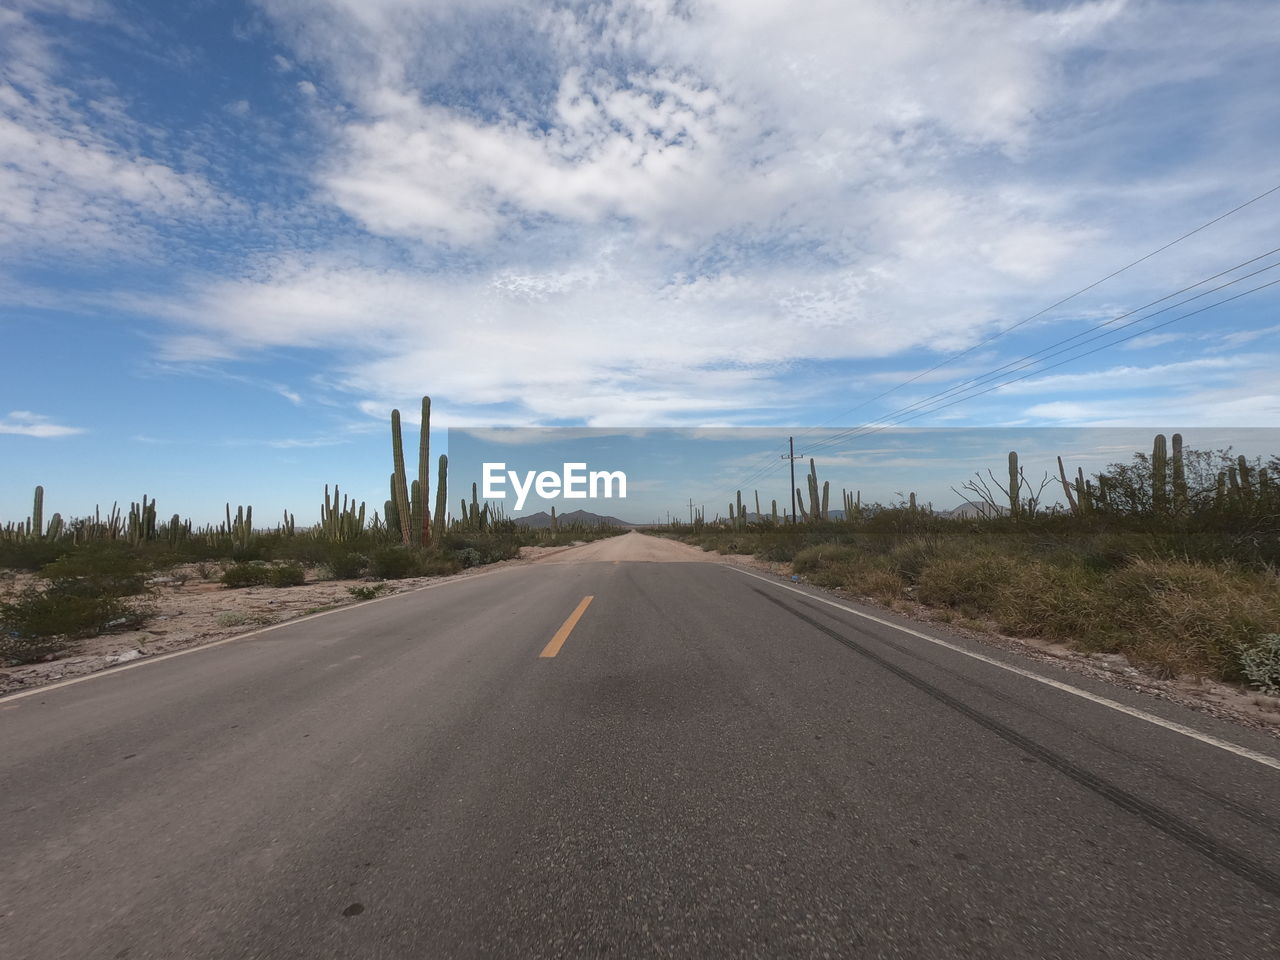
[791,536,1280,683]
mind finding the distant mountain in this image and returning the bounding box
[514,509,633,528]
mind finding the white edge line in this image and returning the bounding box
[0,565,511,704]
[728,565,1280,773]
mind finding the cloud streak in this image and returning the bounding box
[0,410,85,437]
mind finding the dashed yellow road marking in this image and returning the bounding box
[540,596,593,658]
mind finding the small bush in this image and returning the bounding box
[38,543,147,596]
[347,583,390,601]
[0,539,69,571]
[417,552,461,576]
[221,564,271,588]
[268,564,306,587]
[0,583,153,662]
[324,551,367,580]
[215,611,276,628]
[1239,635,1280,697]
[368,547,419,580]
[456,547,483,569]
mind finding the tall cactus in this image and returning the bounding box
[1007,451,1021,518]
[417,396,431,546]
[432,454,448,543]
[390,409,412,545]
[1151,433,1168,516]
[32,485,44,539]
[806,458,823,521]
[1171,433,1187,513]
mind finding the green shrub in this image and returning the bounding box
[38,543,147,596]
[221,564,271,588]
[0,539,70,571]
[324,551,367,579]
[416,552,460,576]
[368,547,419,579]
[1239,635,1280,697]
[347,583,390,601]
[456,547,483,569]
[0,583,153,662]
[268,564,306,587]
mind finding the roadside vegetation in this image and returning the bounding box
[658,436,1280,694]
[0,396,622,666]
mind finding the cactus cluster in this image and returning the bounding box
[388,397,439,547]
[321,484,366,542]
[224,503,254,550]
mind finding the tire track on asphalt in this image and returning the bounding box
[752,586,1280,900]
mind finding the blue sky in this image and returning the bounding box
[3,0,1280,525]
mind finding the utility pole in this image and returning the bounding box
[782,437,803,524]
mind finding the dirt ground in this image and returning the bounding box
[4,532,1279,739]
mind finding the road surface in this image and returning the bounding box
[3,532,1279,958]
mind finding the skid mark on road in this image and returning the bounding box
[753,586,1280,900]
[731,566,1280,772]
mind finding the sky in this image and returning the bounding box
[3,0,1280,525]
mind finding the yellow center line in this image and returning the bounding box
[540,595,594,658]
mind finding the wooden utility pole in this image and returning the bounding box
[782,437,804,524]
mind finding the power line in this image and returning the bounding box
[806,276,1280,451]
[804,248,1280,453]
[794,181,1280,441]
[720,183,1280,506]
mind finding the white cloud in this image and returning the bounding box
[0,2,223,255]
[7,0,1280,429]
[0,410,85,437]
[997,355,1267,395]
[117,0,1277,423]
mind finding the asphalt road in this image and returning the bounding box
[3,532,1279,959]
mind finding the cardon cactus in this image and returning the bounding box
[1151,434,1168,515]
[390,409,413,545]
[432,454,448,543]
[32,485,43,539]
[411,398,431,545]
[1171,433,1187,512]
[1008,451,1021,518]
